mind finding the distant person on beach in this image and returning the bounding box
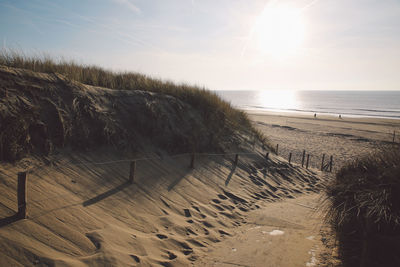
[339,114,342,119]
[314,113,317,118]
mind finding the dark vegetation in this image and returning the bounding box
[0,50,270,161]
[324,146,400,267]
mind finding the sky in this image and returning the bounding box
[0,0,400,91]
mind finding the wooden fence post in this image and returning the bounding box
[276,144,279,155]
[129,161,136,183]
[190,153,195,169]
[288,152,292,164]
[301,150,305,167]
[234,154,239,165]
[329,155,333,172]
[306,154,310,169]
[17,172,28,219]
[321,154,325,171]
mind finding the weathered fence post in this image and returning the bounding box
[17,172,28,219]
[190,153,195,169]
[288,152,292,164]
[306,154,310,169]
[234,154,239,165]
[129,161,136,183]
[301,150,305,167]
[321,154,325,171]
[276,144,279,155]
[329,155,333,172]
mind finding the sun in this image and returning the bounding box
[253,4,305,59]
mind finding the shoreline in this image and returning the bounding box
[244,108,400,121]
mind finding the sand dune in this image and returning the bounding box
[2,66,378,266]
[2,95,394,266]
[0,147,322,266]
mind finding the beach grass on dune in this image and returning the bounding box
[0,49,271,152]
[323,146,400,267]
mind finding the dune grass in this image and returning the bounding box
[323,146,400,267]
[0,49,271,152]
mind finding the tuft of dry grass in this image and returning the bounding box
[323,146,400,267]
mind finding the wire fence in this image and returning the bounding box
[0,144,337,224]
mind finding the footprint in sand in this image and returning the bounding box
[202,221,214,228]
[85,233,101,249]
[217,194,228,200]
[166,251,177,260]
[191,207,207,219]
[183,209,191,217]
[211,199,221,204]
[178,242,193,255]
[203,227,210,235]
[192,206,200,212]
[218,229,231,236]
[156,234,168,239]
[239,207,249,212]
[130,255,140,263]
[186,228,198,236]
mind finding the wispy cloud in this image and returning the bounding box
[113,0,141,14]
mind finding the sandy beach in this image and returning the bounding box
[249,111,400,171]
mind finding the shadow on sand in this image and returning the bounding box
[225,164,237,186]
[83,181,131,207]
[0,213,21,228]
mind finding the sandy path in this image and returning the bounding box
[196,194,325,267]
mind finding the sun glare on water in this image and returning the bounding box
[253,4,305,59]
[256,90,297,110]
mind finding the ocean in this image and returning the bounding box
[216,90,400,119]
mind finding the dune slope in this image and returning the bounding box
[0,150,322,266]
[0,66,248,162]
[0,66,323,266]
